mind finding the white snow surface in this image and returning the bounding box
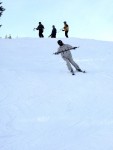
[0,38,113,150]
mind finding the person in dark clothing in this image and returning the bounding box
[35,22,44,38]
[49,25,57,38]
[62,21,69,38]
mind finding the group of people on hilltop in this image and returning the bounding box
[34,21,69,38]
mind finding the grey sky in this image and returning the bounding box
[0,0,113,41]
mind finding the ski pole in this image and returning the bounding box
[57,28,63,33]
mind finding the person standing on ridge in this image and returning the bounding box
[62,21,69,38]
[34,22,44,38]
[49,25,57,38]
[54,40,85,75]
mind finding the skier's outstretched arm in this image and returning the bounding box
[53,46,79,55]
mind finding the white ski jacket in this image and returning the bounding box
[57,44,73,59]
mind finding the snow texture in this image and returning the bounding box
[0,38,113,150]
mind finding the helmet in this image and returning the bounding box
[63,21,66,23]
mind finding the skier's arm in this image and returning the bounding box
[54,51,60,55]
[53,47,61,55]
[53,46,79,55]
[33,27,38,30]
[66,44,79,50]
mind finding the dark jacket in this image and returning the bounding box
[52,27,57,37]
[49,27,57,38]
[36,24,44,32]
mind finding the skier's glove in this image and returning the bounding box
[54,52,58,55]
[73,46,79,49]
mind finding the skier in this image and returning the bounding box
[62,21,69,38]
[34,22,44,38]
[49,25,57,38]
[54,40,84,75]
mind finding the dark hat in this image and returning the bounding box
[63,21,66,23]
[57,40,63,46]
[57,40,62,43]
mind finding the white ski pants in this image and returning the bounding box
[63,56,80,71]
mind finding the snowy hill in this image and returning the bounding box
[0,38,113,150]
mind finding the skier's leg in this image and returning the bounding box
[65,31,68,38]
[39,31,41,38]
[41,31,44,38]
[68,57,82,71]
[63,57,74,74]
[41,32,44,37]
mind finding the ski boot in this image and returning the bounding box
[77,69,86,73]
[71,69,75,75]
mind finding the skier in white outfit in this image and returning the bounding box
[54,40,84,75]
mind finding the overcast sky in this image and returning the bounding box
[0,0,113,41]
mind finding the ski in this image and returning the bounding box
[77,70,86,73]
[81,70,86,73]
[71,70,86,75]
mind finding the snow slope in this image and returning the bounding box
[0,38,113,150]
